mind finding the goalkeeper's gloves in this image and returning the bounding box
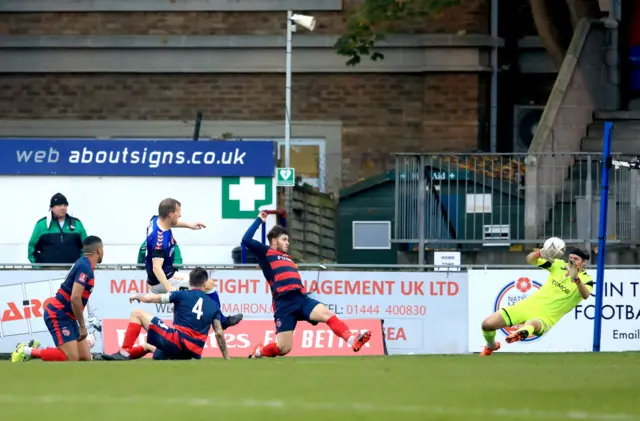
[567,259,579,280]
[538,245,556,260]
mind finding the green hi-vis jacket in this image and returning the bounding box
[137,241,183,265]
[28,214,88,264]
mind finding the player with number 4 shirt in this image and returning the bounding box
[102,267,230,361]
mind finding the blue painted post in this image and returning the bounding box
[593,121,613,352]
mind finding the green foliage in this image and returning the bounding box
[335,0,462,66]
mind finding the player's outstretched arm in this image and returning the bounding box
[526,251,541,265]
[574,278,592,300]
[212,319,230,360]
[241,213,269,254]
[567,260,593,300]
[527,242,559,267]
[175,220,206,230]
[130,293,168,304]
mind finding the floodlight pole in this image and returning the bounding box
[284,10,293,215]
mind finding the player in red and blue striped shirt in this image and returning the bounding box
[11,236,104,363]
[244,212,371,359]
[101,267,230,361]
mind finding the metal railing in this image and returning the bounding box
[1,263,639,271]
[394,152,640,258]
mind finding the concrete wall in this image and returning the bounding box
[0,0,343,12]
[525,19,619,240]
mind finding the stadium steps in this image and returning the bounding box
[582,111,640,154]
[541,111,640,241]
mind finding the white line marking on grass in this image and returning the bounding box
[0,395,637,421]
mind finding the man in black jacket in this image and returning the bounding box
[28,193,88,266]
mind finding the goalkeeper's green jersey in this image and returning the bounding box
[525,258,594,326]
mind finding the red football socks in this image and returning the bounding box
[327,316,353,342]
[128,346,149,360]
[121,322,142,350]
[31,347,67,361]
[260,342,281,357]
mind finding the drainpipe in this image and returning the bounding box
[604,0,621,109]
[490,0,499,152]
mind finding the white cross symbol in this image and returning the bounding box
[229,177,265,211]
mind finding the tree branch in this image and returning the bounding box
[334,0,462,66]
[335,0,600,70]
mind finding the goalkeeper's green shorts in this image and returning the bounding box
[500,301,553,335]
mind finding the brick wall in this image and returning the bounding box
[0,0,489,187]
[0,73,483,184]
[0,0,489,35]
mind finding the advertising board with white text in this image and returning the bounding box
[104,269,469,355]
[1,269,466,355]
[467,269,640,352]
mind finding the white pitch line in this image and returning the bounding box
[0,395,637,421]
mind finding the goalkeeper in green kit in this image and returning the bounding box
[479,239,594,356]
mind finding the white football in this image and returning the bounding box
[544,237,566,258]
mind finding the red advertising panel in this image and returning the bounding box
[102,318,385,358]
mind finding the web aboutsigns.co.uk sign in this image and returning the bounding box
[0,139,278,265]
[0,138,276,177]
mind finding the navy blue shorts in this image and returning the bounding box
[274,293,322,333]
[44,308,79,347]
[146,317,197,360]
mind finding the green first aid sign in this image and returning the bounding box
[221,177,274,219]
[276,167,295,187]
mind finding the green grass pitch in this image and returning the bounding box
[1,353,639,421]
